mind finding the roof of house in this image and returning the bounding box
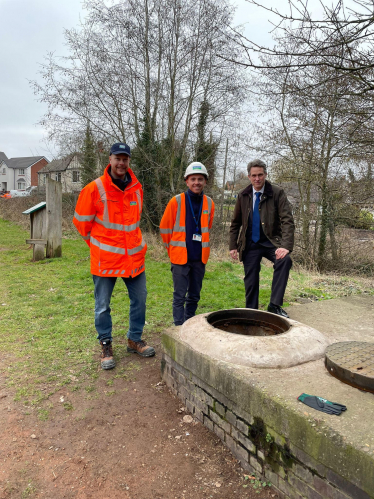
[0,152,9,163]
[38,153,80,174]
[2,156,47,169]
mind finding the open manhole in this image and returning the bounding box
[325,341,374,393]
[207,309,290,336]
[179,309,329,368]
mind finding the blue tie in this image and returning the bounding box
[252,192,261,243]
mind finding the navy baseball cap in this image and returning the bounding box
[110,143,131,157]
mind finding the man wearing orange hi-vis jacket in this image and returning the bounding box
[73,143,155,370]
[160,162,215,325]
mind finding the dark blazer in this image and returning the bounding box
[229,180,295,261]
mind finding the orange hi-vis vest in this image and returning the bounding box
[160,192,214,265]
[73,166,146,277]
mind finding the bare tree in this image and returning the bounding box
[32,0,248,228]
[232,0,374,93]
[245,33,374,269]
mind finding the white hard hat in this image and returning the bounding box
[184,162,209,179]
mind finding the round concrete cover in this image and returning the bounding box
[180,309,330,369]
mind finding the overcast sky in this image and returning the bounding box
[0,0,323,160]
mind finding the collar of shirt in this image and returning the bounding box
[108,167,132,191]
[252,185,264,209]
[187,188,204,199]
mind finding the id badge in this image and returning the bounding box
[192,234,202,242]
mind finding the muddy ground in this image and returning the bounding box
[0,335,278,499]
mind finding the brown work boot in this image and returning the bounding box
[127,339,155,357]
[100,339,116,370]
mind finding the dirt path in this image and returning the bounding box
[0,336,278,499]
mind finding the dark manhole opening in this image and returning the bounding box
[325,341,374,393]
[207,309,290,337]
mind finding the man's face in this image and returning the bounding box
[249,166,267,191]
[185,174,207,194]
[109,153,130,179]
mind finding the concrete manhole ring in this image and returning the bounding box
[180,309,330,369]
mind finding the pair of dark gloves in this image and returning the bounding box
[297,393,347,416]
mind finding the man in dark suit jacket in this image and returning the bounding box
[229,159,295,317]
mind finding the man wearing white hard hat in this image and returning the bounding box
[160,162,215,325]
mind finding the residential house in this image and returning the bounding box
[223,172,249,199]
[0,152,49,192]
[38,153,83,193]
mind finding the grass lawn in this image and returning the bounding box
[0,218,372,419]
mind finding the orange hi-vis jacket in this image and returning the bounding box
[73,165,147,277]
[160,193,214,265]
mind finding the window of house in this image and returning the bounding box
[56,172,61,182]
[2,168,5,174]
[43,173,49,184]
[73,171,80,182]
[17,181,26,190]
[19,169,25,175]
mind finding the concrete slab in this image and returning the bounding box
[286,295,374,343]
[162,295,374,497]
[251,295,374,452]
[276,295,374,454]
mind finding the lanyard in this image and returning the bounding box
[187,192,203,233]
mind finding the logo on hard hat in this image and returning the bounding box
[193,166,202,170]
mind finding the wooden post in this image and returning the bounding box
[31,210,47,261]
[46,178,62,258]
[23,202,47,261]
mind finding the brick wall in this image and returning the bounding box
[31,159,48,186]
[162,352,371,499]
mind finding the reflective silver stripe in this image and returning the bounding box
[202,242,210,248]
[201,227,209,233]
[163,243,169,248]
[127,236,146,255]
[102,269,127,275]
[74,211,95,222]
[124,222,139,232]
[82,233,90,240]
[94,178,109,224]
[135,189,142,215]
[125,180,139,191]
[170,240,186,247]
[173,194,185,232]
[94,216,123,231]
[206,196,213,224]
[94,216,139,232]
[160,228,172,234]
[90,236,126,255]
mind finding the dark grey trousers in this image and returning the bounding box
[171,261,206,326]
[243,242,292,309]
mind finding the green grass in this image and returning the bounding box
[0,218,372,412]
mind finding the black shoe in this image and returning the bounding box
[267,303,289,318]
[100,340,116,370]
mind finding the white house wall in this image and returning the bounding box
[1,163,34,191]
[0,162,14,190]
[15,168,31,190]
[65,156,83,193]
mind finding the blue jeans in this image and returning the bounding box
[92,271,147,343]
[171,261,205,325]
